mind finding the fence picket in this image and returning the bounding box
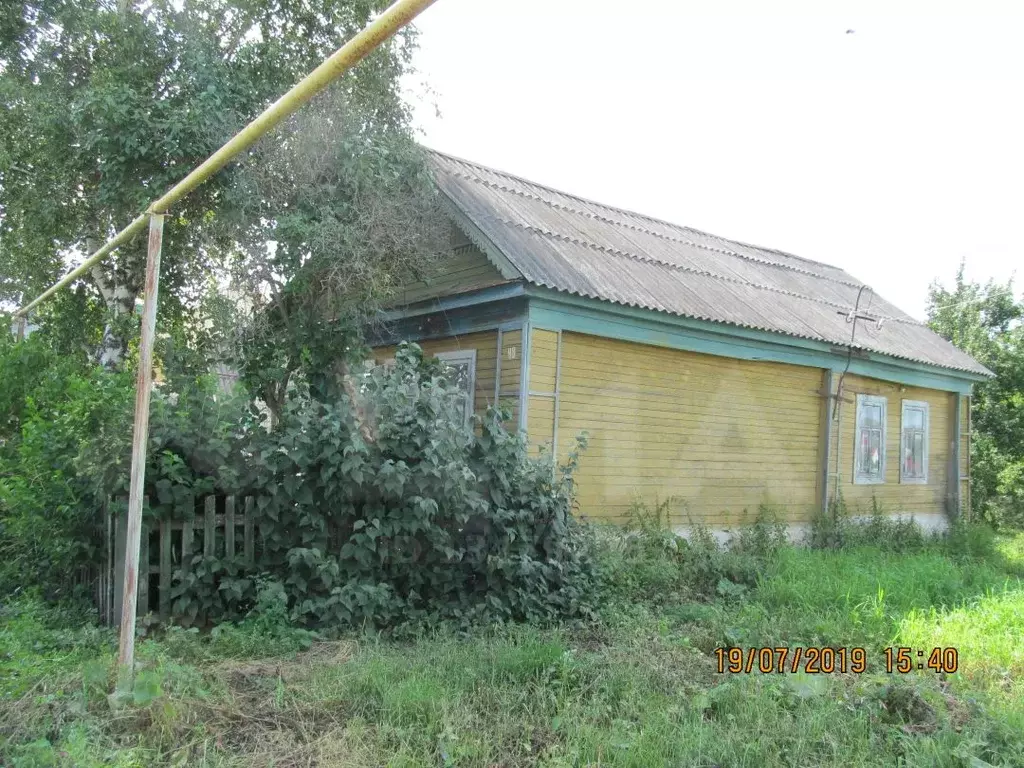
[138,496,150,617]
[204,496,216,557]
[225,495,235,558]
[182,516,193,570]
[159,520,172,619]
[99,493,254,625]
[244,496,254,563]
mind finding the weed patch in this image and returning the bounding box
[3,530,1023,766]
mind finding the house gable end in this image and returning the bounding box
[388,219,514,308]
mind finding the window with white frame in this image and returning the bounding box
[854,394,887,484]
[435,349,477,427]
[900,400,929,484]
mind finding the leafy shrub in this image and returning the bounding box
[0,337,133,599]
[3,335,597,631]
[171,342,597,631]
[988,457,1024,529]
[162,578,316,661]
[0,330,247,601]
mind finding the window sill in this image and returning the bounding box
[853,477,885,485]
[899,477,928,485]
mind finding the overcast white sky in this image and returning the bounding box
[404,0,1023,320]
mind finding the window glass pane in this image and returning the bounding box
[444,361,471,392]
[913,432,924,473]
[863,404,881,428]
[867,429,882,475]
[440,360,473,422]
[903,430,915,476]
[901,429,926,478]
[856,396,886,482]
[905,408,924,429]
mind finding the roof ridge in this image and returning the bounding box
[425,147,860,286]
[484,212,921,326]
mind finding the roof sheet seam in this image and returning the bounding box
[442,166,866,290]
[432,149,847,274]
[492,214,923,327]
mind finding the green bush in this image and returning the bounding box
[161,578,316,661]
[2,335,597,632]
[989,457,1024,529]
[0,330,248,601]
[0,335,133,599]
[171,343,597,631]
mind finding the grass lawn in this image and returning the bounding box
[2,530,1023,767]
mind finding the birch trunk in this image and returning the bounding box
[88,237,145,370]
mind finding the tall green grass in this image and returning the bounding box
[2,526,1023,767]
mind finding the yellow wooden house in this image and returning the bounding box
[371,150,991,534]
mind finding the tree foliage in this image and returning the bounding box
[0,331,131,598]
[0,0,417,366]
[928,262,1024,527]
[224,87,448,425]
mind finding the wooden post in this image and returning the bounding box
[204,496,216,557]
[115,213,164,696]
[224,495,235,559]
[159,521,172,619]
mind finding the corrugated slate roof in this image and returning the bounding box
[427,149,991,378]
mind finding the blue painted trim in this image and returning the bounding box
[518,321,531,433]
[526,290,979,394]
[379,282,525,321]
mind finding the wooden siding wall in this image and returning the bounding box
[369,322,966,525]
[393,243,508,306]
[960,395,971,519]
[527,329,560,453]
[498,329,523,430]
[553,333,822,526]
[373,331,500,421]
[834,374,952,515]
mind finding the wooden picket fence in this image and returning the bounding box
[93,494,258,626]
